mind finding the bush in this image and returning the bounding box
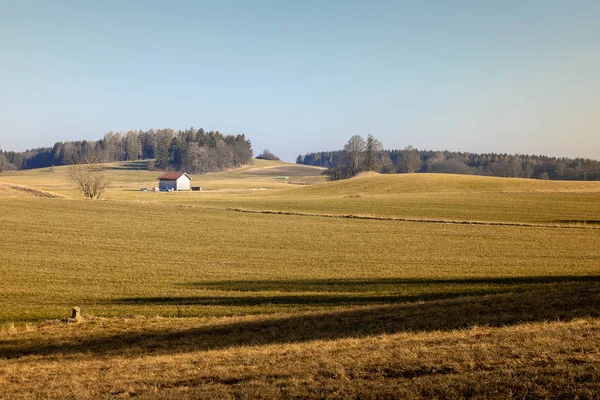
[256,149,280,161]
[68,163,111,199]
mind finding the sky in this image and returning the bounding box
[0,0,599,162]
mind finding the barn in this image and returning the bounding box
[157,172,192,191]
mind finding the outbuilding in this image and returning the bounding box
[157,172,192,191]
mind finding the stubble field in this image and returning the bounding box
[0,160,599,398]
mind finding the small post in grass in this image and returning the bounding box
[71,307,81,321]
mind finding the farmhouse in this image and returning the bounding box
[157,172,192,191]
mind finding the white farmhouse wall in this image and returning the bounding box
[176,175,191,191]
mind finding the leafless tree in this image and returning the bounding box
[188,142,210,173]
[400,145,422,173]
[0,144,16,172]
[68,162,111,199]
[378,152,395,174]
[125,131,140,161]
[344,135,366,176]
[364,134,383,171]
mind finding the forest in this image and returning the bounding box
[0,128,253,173]
[298,135,600,181]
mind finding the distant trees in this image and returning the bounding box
[256,149,280,161]
[299,144,600,181]
[323,152,346,181]
[0,154,12,172]
[425,152,473,175]
[364,134,383,172]
[3,128,254,174]
[399,146,422,173]
[68,162,111,199]
[124,131,140,161]
[164,129,253,173]
[0,144,15,172]
[378,152,395,174]
[344,135,367,177]
[154,130,173,170]
[319,134,387,180]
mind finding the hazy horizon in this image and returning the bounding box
[1,1,599,162]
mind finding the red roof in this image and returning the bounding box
[157,172,189,180]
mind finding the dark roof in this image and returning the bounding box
[157,172,190,181]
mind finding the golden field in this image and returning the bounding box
[0,160,599,399]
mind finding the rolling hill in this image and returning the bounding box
[288,172,600,197]
[1,158,600,398]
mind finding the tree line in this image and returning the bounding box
[0,128,254,173]
[297,135,600,181]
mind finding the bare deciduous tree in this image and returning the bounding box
[0,144,16,172]
[378,152,395,174]
[344,135,367,177]
[68,163,111,199]
[400,145,422,173]
[365,134,383,172]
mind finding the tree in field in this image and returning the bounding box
[344,135,367,177]
[323,134,386,180]
[364,134,383,172]
[256,149,280,161]
[68,162,111,199]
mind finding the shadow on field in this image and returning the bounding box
[104,161,150,171]
[109,275,600,307]
[183,275,600,293]
[2,278,600,359]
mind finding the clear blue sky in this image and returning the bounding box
[1,0,599,161]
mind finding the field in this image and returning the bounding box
[1,160,599,398]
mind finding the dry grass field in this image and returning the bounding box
[1,160,599,398]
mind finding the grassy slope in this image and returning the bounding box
[3,196,599,323]
[1,161,600,398]
[292,172,600,195]
[2,160,598,224]
[0,159,326,196]
[120,172,600,225]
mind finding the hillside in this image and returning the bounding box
[290,173,600,197]
[3,164,598,225]
[1,159,600,398]
[0,159,326,196]
[243,164,326,176]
